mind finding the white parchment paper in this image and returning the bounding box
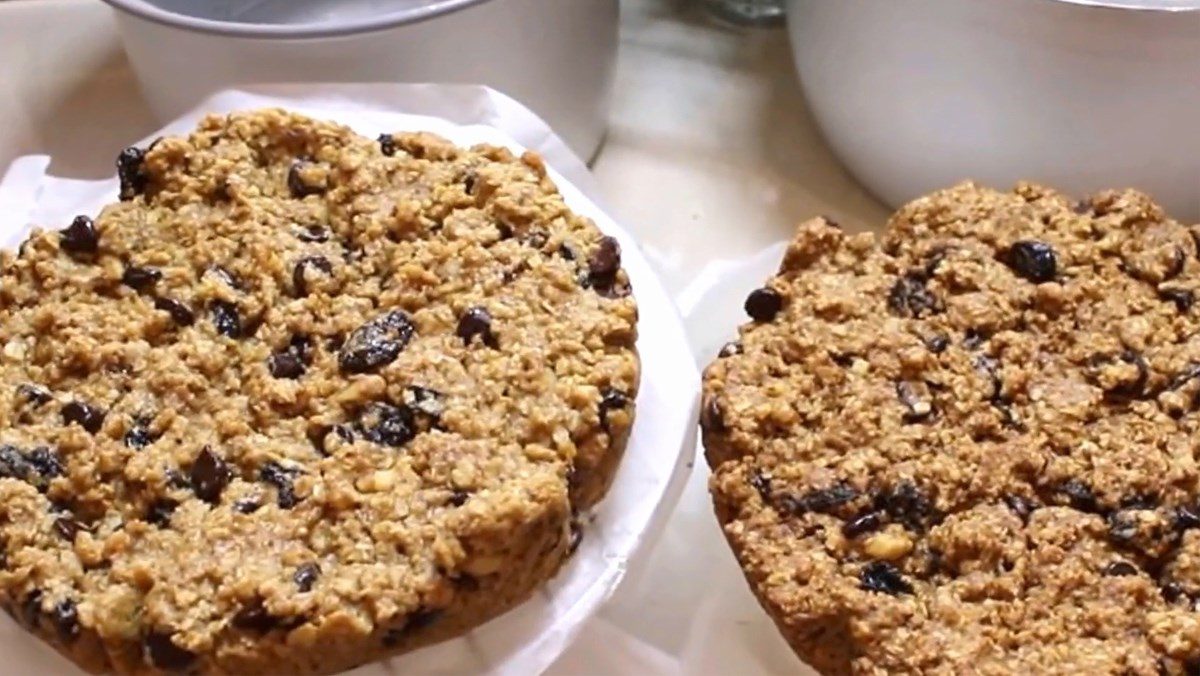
[0,84,699,676]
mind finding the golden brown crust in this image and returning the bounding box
[0,109,639,674]
[704,182,1200,674]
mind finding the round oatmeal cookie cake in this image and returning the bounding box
[0,109,639,675]
[703,182,1200,675]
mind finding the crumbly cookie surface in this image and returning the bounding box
[0,109,639,674]
[703,182,1200,675]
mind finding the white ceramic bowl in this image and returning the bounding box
[100,0,619,160]
[787,0,1200,220]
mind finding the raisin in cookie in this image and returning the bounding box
[0,109,638,675]
[703,182,1200,675]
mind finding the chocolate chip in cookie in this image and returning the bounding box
[59,216,99,255]
[190,447,230,504]
[339,311,415,374]
[744,287,783,322]
[1003,240,1057,283]
[457,307,498,348]
[116,146,147,201]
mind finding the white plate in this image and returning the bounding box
[0,84,699,676]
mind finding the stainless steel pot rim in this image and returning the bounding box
[99,0,494,39]
[1050,0,1200,11]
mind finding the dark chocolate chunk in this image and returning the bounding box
[62,401,105,434]
[1176,506,1200,531]
[1004,240,1058,283]
[718,341,742,358]
[784,482,859,516]
[287,159,325,198]
[835,354,857,368]
[874,482,940,532]
[744,287,783,322]
[1061,479,1100,513]
[52,599,79,641]
[294,563,321,592]
[1160,288,1195,313]
[588,236,622,289]
[887,275,940,318]
[16,383,51,406]
[122,265,162,290]
[599,388,629,434]
[145,499,177,527]
[259,461,301,509]
[154,297,195,327]
[0,445,32,482]
[26,448,63,481]
[358,403,415,449]
[1162,581,1187,605]
[210,301,241,338]
[1104,561,1139,577]
[116,146,147,201]
[232,599,279,633]
[962,328,989,351]
[288,334,314,362]
[378,133,396,157]
[60,216,99,255]
[125,425,155,449]
[292,255,333,297]
[339,311,415,374]
[295,224,331,243]
[233,498,262,515]
[448,490,469,507]
[268,351,305,379]
[190,446,230,504]
[843,512,884,538]
[860,561,913,595]
[456,306,498,348]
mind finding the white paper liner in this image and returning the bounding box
[0,84,699,676]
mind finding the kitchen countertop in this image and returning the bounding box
[0,0,887,673]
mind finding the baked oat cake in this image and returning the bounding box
[702,182,1200,674]
[0,109,639,674]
